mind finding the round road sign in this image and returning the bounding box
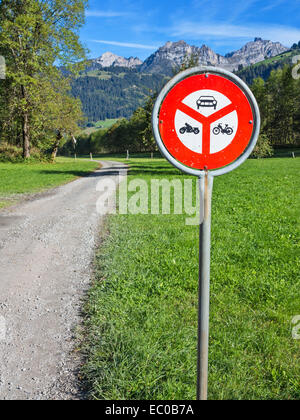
[152,67,260,177]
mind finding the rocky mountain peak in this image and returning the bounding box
[93,52,142,68]
[225,38,288,67]
[140,38,288,74]
[88,38,289,75]
[140,40,227,74]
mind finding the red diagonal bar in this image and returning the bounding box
[207,103,236,123]
[202,123,211,155]
[178,102,237,125]
[177,101,237,157]
[177,102,207,124]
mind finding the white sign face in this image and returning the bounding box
[174,89,238,154]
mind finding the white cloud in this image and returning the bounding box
[171,21,300,46]
[86,10,129,17]
[260,0,285,12]
[91,40,159,50]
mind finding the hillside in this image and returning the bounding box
[71,66,168,121]
[236,48,300,84]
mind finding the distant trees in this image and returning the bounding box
[0,0,87,158]
[251,65,300,146]
[71,69,167,122]
[99,94,158,154]
[63,57,300,157]
[291,42,300,50]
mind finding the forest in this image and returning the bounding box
[0,0,87,161]
[71,67,167,121]
[63,63,300,158]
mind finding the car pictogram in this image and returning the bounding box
[196,96,217,110]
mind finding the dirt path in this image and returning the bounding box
[0,160,127,400]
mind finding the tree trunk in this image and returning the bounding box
[51,131,62,161]
[21,85,30,159]
[22,111,30,159]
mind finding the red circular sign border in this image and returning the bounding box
[158,74,254,170]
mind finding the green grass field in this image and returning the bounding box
[94,119,120,129]
[0,157,100,208]
[80,119,120,136]
[82,157,300,400]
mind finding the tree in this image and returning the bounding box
[0,0,87,158]
[251,77,267,129]
[251,64,300,147]
[33,74,84,160]
[173,53,200,75]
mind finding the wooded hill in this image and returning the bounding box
[236,47,300,84]
[71,67,168,122]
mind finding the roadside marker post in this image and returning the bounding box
[152,66,260,400]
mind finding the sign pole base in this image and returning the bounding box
[197,172,213,400]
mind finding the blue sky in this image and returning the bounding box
[80,0,300,60]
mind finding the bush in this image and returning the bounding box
[251,134,274,158]
[0,143,49,163]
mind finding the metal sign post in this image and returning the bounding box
[152,66,260,400]
[197,171,213,400]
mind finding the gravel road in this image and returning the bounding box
[0,160,127,400]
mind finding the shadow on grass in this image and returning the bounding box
[39,165,183,178]
[38,167,127,178]
[127,165,183,177]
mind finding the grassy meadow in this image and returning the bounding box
[0,157,100,208]
[82,156,300,400]
[80,119,120,136]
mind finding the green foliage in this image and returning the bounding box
[0,0,87,158]
[71,66,167,121]
[251,134,274,158]
[65,93,159,155]
[252,65,300,146]
[0,142,46,162]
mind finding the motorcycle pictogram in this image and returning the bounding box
[212,123,233,136]
[179,123,200,135]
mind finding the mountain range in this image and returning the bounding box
[91,51,143,69]
[73,38,295,123]
[89,38,288,74]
